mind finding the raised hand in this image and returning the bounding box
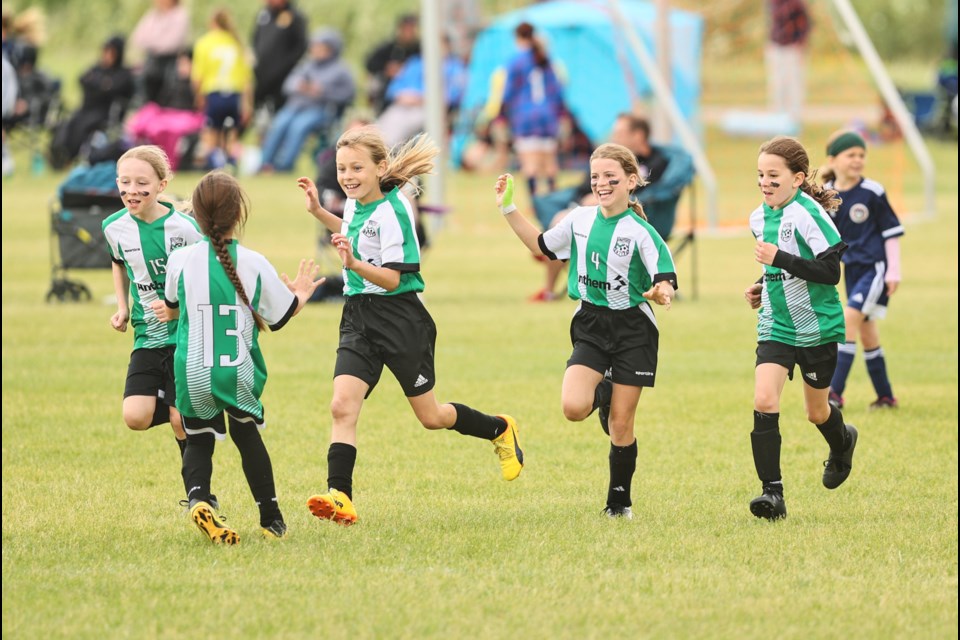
[280,259,326,299]
[495,173,515,211]
[329,233,356,269]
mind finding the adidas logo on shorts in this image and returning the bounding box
[805,372,818,381]
[414,374,429,388]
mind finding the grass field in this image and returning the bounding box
[2,122,957,638]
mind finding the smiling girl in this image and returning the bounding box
[102,145,203,470]
[820,131,904,411]
[495,142,677,519]
[296,127,523,526]
[743,135,857,521]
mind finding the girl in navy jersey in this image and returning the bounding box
[495,142,676,520]
[821,131,904,410]
[297,127,523,526]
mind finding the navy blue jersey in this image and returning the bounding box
[825,177,903,266]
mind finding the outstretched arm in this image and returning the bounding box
[280,259,327,315]
[298,177,344,233]
[495,173,544,256]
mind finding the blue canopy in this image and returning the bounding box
[454,0,703,164]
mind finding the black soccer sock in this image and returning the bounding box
[182,431,216,506]
[229,415,282,526]
[816,405,849,452]
[751,411,782,489]
[526,175,538,197]
[151,401,170,428]
[449,403,507,440]
[607,439,638,508]
[327,442,358,500]
[592,377,613,414]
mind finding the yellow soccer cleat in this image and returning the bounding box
[190,501,239,545]
[307,489,358,526]
[492,415,524,481]
[261,520,288,540]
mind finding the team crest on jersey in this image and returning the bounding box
[850,203,870,223]
[779,223,794,244]
[613,237,631,257]
[169,236,185,251]
[361,220,379,238]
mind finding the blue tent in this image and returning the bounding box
[454,0,703,164]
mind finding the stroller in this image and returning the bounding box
[47,162,122,302]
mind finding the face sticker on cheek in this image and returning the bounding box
[769,181,780,188]
[608,179,620,186]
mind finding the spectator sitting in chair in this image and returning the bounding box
[374,40,466,149]
[260,28,355,173]
[49,35,135,169]
[529,112,694,302]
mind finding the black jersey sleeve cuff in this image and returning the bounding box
[382,262,420,273]
[537,234,558,261]
[164,297,179,309]
[111,257,125,265]
[653,272,679,291]
[269,296,298,332]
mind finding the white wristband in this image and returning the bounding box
[500,203,517,215]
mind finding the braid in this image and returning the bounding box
[209,231,267,332]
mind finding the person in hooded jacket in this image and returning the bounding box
[259,28,355,173]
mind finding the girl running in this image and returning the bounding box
[102,145,201,469]
[297,127,523,526]
[494,142,677,520]
[153,171,323,544]
[744,135,858,521]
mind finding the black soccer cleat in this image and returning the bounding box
[822,424,858,490]
[750,490,787,521]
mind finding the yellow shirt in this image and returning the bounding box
[191,29,252,95]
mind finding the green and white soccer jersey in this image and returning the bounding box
[102,202,202,349]
[340,187,424,296]
[749,190,845,347]
[541,206,677,325]
[164,240,297,428]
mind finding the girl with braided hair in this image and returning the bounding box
[743,135,857,521]
[152,170,323,544]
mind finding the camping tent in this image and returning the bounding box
[454,0,704,165]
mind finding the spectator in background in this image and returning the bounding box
[252,0,308,114]
[374,39,467,149]
[260,28,355,173]
[364,13,420,115]
[129,0,190,106]
[192,8,253,169]
[2,54,17,176]
[500,21,565,197]
[49,35,135,169]
[766,0,810,123]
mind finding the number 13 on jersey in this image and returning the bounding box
[198,304,247,368]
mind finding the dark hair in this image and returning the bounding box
[615,112,651,140]
[191,171,267,331]
[759,136,841,212]
[515,21,549,67]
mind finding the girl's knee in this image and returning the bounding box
[561,399,592,422]
[122,411,152,431]
[753,392,780,414]
[418,414,448,430]
[806,406,831,425]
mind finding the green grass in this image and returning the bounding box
[2,126,957,638]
